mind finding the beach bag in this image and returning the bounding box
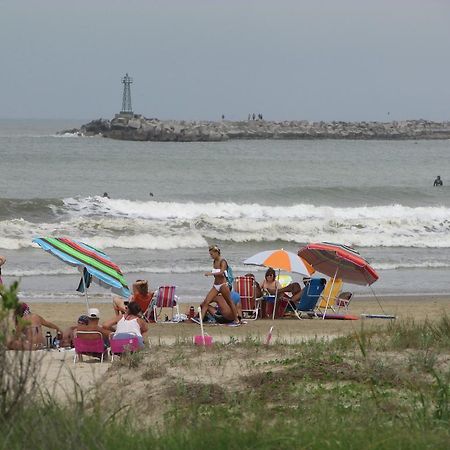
[225,262,234,290]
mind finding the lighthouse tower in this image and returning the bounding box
[120,73,133,115]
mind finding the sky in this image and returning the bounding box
[1,0,450,121]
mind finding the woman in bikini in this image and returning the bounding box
[199,245,239,324]
[8,302,63,350]
[260,267,282,295]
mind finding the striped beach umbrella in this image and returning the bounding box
[243,249,314,320]
[33,237,130,308]
[298,242,378,286]
[243,249,314,275]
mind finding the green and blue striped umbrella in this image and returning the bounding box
[33,237,131,299]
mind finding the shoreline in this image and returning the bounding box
[17,292,450,304]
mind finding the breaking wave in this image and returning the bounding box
[2,196,450,250]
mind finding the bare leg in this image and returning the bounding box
[112,296,127,315]
[219,284,238,322]
[201,288,220,319]
[213,294,235,321]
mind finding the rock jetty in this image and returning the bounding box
[60,115,450,141]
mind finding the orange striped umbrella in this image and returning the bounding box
[244,249,314,275]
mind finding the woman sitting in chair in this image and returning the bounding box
[103,302,148,348]
[112,279,154,316]
[260,268,282,295]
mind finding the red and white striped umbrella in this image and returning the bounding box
[298,242,378,286]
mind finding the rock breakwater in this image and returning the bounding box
[60,115,450,141]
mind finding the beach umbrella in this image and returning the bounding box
[298,242,379,317]
[33,237,130,311]
[243,249,314,320]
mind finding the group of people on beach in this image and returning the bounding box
[1,245,310,351]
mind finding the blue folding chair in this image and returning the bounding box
[291,278,326,319]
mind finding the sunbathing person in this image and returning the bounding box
[260,267,282,295]
[202,291,242,324]
[201,245,238,324]
[103,302,148,347]
[112,279,154,315]
[8,302,63,350]
[60,314,89,347]
[244,273,263,298]
[277,277,311,306]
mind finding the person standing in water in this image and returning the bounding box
[433,176,443,186]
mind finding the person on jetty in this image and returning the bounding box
[0,255,5,285]
[113,279,154,316]
[433,175,443,186]
[199,245,239,324]
[103,302,148,347]
[8,302,63,350]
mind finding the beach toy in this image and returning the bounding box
[193,334,213,346]
[193,306,214,346]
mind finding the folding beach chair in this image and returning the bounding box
[335,291,353,311]
[73,331,107,363]
[317,278,343,313]
[110,332,140,362]
[234,276,262,320]
[147,285,180,322]
[289,278,326,319]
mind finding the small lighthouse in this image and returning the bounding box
[120,73,133,116]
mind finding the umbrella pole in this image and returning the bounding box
[272,269,281,320]
[82,272,90,313]
[323,268,338,319]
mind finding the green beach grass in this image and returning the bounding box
[1,284,449,449]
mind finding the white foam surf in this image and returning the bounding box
[2,197,450,250]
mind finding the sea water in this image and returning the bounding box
[1,119,450,303]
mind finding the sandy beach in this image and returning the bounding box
[21,294,448,428]
[30,294,450,344]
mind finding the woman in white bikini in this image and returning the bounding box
[200,245,239,324]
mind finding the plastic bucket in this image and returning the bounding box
[193,335,213,346]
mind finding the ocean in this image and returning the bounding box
[1,119,450,303]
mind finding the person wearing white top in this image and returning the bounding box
[103,302,148,347]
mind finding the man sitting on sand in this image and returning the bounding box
[61,309,110,347]
[82,308,111,344]
[8,302,63,350]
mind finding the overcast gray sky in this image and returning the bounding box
[1,0,449,121]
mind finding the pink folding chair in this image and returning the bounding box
[110,333,140,362]
[149,285,179,322]
[73,331,107,363]
[234,276,261,320]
